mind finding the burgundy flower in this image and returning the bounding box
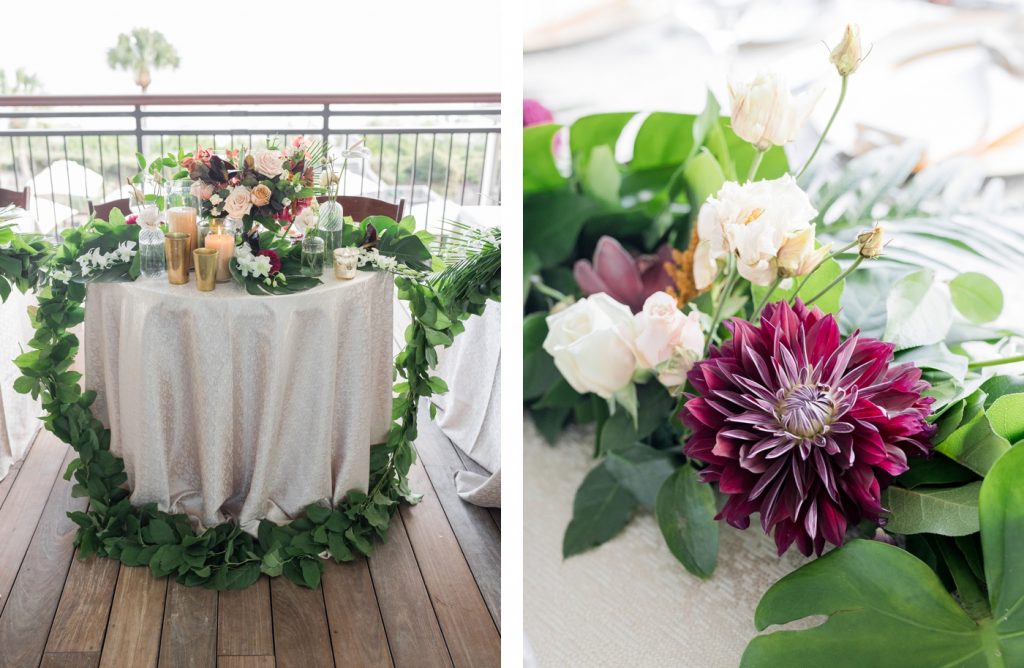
[256,249,282,275]
[124,214,138,225]
[681,300,935,557]
[573,236,674,313]
[524,98,554,127]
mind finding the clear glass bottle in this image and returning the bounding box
[301,235,325,277]
[137,204,166,279]
[317,199,345,261]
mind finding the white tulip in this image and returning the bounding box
[693,175,819,288]
[729,72,821,151]
[632,292,704,388]
[542,293,636,399]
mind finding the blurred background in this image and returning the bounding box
[526,0,1024,195]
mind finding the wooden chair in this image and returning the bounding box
[314,195,405,222]
[88,198,131,222]
[0,186,30,210]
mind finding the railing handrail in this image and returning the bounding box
[0,93,501,107]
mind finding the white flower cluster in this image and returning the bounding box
[50,267,72,284]
[76,241,137,277]
[358,247,399,272]
[235,243,271,279]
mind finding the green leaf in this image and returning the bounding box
[884,268,953,350]
[581,145,621,207]
[895,343,968,383]
[654,466,718,579]
[949,272,1003,324]
[300,558,322,589]
[563,462,638,558]
[632,113,696,171]
[569,113,635,175]
[605,443,675,507]
[882,482,981,536]
[523,124,566,193]
[986,393,1024,444]
[744,436,1024,667]
[523,191,599,269]
[148,519,177,545]
[682,149,725,213]
[936,410,1010,476]
[897,456,977,489]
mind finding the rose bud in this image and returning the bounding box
[831,24,863,77]
[857,225,885,259]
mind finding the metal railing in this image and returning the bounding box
[0,93,501,238]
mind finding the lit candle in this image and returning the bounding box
[204,232,235,282]
[166,206,198,269]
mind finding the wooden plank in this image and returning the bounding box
[99,566,168,668]
[414,413,501,629]
[217,657,276,668]
[369,512,451,668]
[158,579,217,668]
[270,576,334,668]
[217,576,273,657]
[0,430,68,617]
[0,448,85,666]
[321,560,392,668]
[45,554,120,653]
[41,652,101,668]
[0,455,24,512]
[401,461,500,668]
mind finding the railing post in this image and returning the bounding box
[133,104,143,155]
[321,103,330,147]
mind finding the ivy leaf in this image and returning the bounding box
[563,462,638,558]
[148,519,177,545]
[881,482,981,536]
[654,466,718,579]
[742,436,1024,667]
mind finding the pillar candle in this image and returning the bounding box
[166,206,198,270]
[205,233,235,282]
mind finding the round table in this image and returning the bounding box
[84,270,394,534]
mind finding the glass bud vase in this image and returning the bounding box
[138,204,166,279]
[301,235,325,277]
[318,199,345,261]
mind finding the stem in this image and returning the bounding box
[530,276,568,302]
[704,263,739,355]
[752,276,782,320]
[747,149,765,183]
[789,238,859,302]
[968,354,1024,370]
[805,255,862,306]
[934,538,990,622]
[796,75,848,180]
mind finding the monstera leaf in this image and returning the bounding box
[742,443,1024,667]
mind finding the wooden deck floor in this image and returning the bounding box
[0,415,500,668]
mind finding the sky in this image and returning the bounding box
[2,0,501,94]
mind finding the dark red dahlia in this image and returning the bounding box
[681,299,935,557]
[256,249,282,275]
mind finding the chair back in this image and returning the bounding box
[0,187,30,210]
[314,195,405,222]
[88,198,132,222]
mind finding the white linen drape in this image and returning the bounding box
[85,272,394,534]
[0,286,41,482]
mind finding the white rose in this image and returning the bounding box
[729,72,822,151]
[542,293,636,399]
[137,205,160,227]
[293,206,318,232]
[253,149,285,178]
[632,292,704,388]
[693,175,818,288]
[223,186,254,219]
[209,193,223,205]
[776,226,830,278]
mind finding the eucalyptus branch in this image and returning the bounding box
[796,75,848,180]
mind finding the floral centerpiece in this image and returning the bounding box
[526,23,1024,663]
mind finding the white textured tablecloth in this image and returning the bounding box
[432,206,502,507]
[524,417,809,667]
[85,271,394,534]
[0,287,40,481]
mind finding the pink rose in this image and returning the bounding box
[252,149,285,178]
[190,180,215,201]
[223,186,253,219]
[250,183,272,207]
[632,292,704,388]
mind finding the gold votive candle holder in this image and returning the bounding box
[193,248,219,292]
[166,206,198,270]
[333,247,359,280]
[164,232,190,285]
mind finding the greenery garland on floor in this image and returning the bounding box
[0,212,500,591]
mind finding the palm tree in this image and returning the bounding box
[106,28,180,93]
